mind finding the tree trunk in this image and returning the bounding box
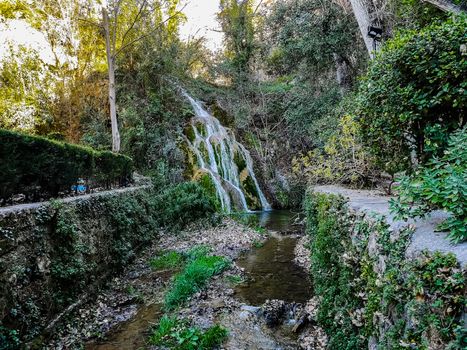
[349,0,377,58]
[422,0,465,13]
[334,53,352,92]
[102,8,121,153]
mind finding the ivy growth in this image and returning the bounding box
[390,128,467,243]
[305,191,466,350]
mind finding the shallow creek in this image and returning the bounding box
[85,210,310,349]
[236,210,311,305]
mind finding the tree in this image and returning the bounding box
[217,0,255,83]
[99,0,185,152]
[422,0,466,14]
[102,6,120,152]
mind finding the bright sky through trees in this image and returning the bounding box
[180,0,224,51]
[0,1,233,56]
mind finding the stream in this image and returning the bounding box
[236,210,311,305]
[85,210,310,350]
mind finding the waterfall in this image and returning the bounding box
[182,91,271,213]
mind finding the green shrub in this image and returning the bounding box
[154,182,218,229]
[356,15,467,174]
[0,129,133,203]
[390,128,467,243]
[293,115,378,187]
[165,254,230,310]
[95,150,133,189]
[305,191,466,349]
[150,251,185,270]
[148,315,228,349]
[0,326,20,350]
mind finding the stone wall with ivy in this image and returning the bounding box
[305,191,466,350]
[0,187,158,345]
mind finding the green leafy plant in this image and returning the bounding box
[149,315,228,349]
[252,239,264,248]
[150,251,185,270]
[165,253,230,310]
[225,274,244,285]
[356,15,467,173]
[0,326,20,350]
[390,128,467,242]
[154,182,217,229]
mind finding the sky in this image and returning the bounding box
[0,1,233,60]
[179,0,224,52]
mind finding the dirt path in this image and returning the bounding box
[0,186,150,216]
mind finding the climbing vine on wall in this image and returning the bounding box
[305,191,466,350]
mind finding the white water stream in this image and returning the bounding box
[182,91,271,213]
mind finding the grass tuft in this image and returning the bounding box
[149,315,228,349]
[165,254,230,310]
[150,251,185,270]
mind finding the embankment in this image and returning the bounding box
[305,186,466,349]
[0,186,157,345]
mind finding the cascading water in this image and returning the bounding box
[182,91,271,213]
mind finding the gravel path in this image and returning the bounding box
[313,185,467,267]
[0,186,150,216]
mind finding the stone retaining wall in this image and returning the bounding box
[0,186,157,345]
[305,187,466,349]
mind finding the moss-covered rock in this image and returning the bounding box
[194,120,207,138]
[184,125,196,143]
[193,171,221,211]
[207,102,235,128]
[234,150,247,173]
[239,169,261,210]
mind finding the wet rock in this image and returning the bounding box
[304,298,319,322]
[11,194,26,204]
[36,256,50,273]
[294,235,311,271]
[369,336,378,350]
[299,325,328,350]
[240,305,261,314]
[261,299,286,327]
[210,298,225,309]
[238,311,251,320]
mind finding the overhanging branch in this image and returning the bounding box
[422,0,466,14]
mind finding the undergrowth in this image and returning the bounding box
[150,251,185,270]
[305,191,466,350]
[163,248,230,310]
[149,315,228,350]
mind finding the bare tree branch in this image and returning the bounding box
[111,0,124,54]
[120,0,148,49]
[253,0,265,14]
[422,0,465,13]
[115,3,187,57]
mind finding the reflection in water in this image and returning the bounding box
[85,303,162,350]
[236,235,311,305]
[252,210,300,232]
[236,210,311,305]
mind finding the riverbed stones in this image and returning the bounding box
[240,304,261,314]
[261,299,286,327]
